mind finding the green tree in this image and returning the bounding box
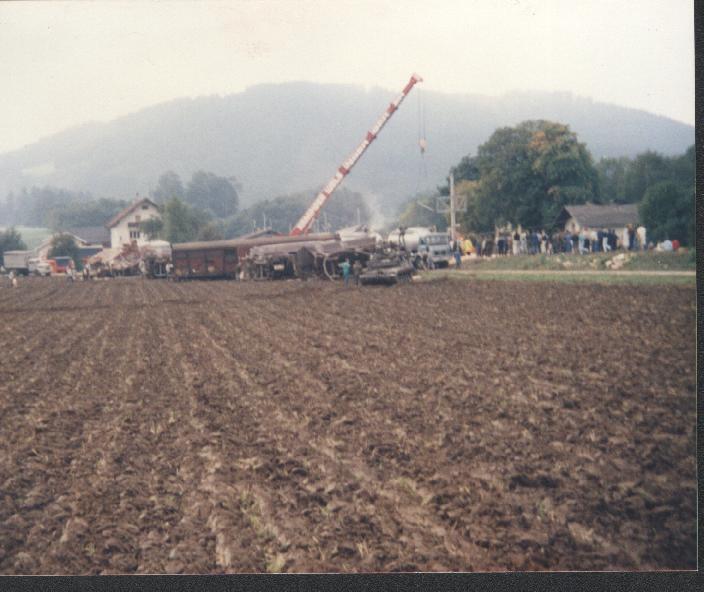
[152,171,185,204]
[186,171,239,218]
[139,217,164,240]
[638,181,694,246]
[197,221,224,241]
[669,144,695,191]
[162,197,210,243]
[224,187,370,238]
[459,120,599,232]
[52,198,128,229]
[397,196,448,230]
[48,234,80,264]
[0,227,27,264]
[595,156,630,203]
[622,151,672,203]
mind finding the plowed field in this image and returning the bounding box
[0,277,696,574]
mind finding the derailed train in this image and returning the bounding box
[170,230,377,281]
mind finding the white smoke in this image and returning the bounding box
[361,191,390,233]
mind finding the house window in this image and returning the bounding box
[130,230,141,240]
[142,204,149,210]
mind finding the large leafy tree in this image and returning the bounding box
[638,181,694,246]
[0,227,26,263]
[162,197,211,243]
[622,151,672,203]
[595,157,630,203]
[458,120,599,232]
[48,234,80,264]
[186,171,239,218]
[397,196,448,230]
[139,217,164,240]
[151,171,186,203]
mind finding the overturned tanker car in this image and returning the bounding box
[246,235,376,280]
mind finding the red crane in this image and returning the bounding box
[290,73,423,236]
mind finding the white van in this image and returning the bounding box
[28,258,51,276]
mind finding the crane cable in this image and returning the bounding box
[415,84,428,195]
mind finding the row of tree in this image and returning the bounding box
[144,186,370,244]
[596,147,694,204]
[398,119,694,245]
[0,187,128,229]
[0,169,241,231]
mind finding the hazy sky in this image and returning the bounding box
[0,0,694,154]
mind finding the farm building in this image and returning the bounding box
[33,230,105,261]
[106,198,161,249]
[555,203,639,234]
[63,226,111,247]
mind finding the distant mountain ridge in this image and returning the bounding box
[0,82,693,213]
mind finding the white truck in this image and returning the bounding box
[28,258,51,276]
[2,250,32,275]
[387,227,452,268]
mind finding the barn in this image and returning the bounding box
[555,203,640,234]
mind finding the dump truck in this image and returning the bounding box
[2,250,32,275]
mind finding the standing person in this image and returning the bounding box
[352,260,362,286]
[591,229,599,253]
[8,270,16,288]
[609,229,618,252]
[595,229,603,253]
[628,224,636,250]
[339,258,351,287]
[454,246,462,269]
[578,228,586,255]
[512,230,520,256]
[636,225,647,251]
[564,231,573,253]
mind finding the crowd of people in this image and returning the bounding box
[456,224,657,257]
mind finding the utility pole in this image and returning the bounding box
[449,173,457,242]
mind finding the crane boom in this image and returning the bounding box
[290,73,423,236]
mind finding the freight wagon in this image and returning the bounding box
[171,233,336,280]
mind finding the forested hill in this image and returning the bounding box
[0,82,694,211]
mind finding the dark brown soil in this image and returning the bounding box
[0,277,696,573]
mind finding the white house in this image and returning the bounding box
[106,198,161,249]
